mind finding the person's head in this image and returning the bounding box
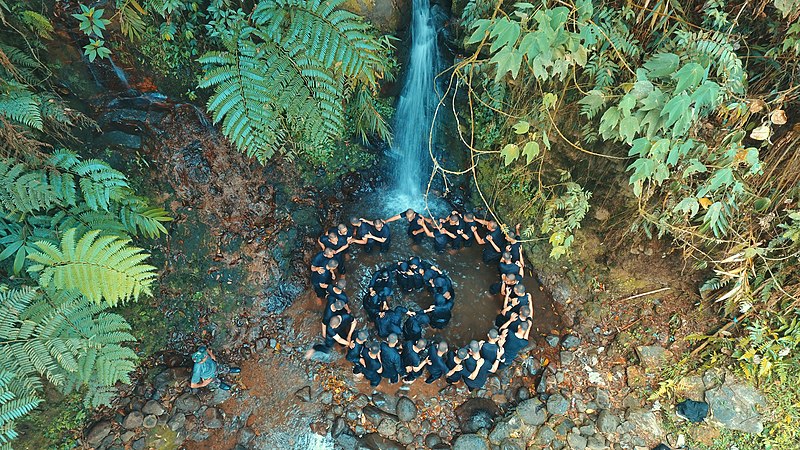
[350,217,361,226]
[518,321,530,333]
[487,220,498,231]
[469,340,481,354]
[335,278,346,290]
[405,209,415,220]
[456,348,468,360]
[488,328,499,340]
[464,212,475,221]
[326,259,339,271]
[369,342,380,355]
[416,338,427,350]
[192,346,207,363]
[387,333,398,345]
[437,341,449,353]
[327,231,338,243]
[337,223,348,235]
[501,251,512,262]
[330,315,343,328]
[356,330,369,342]
[323,247,335,258]
[374,219,384,230]
[513,284,526,296]
[333,299,346,311]
[520,305,531,318]
[506,273,517,284]
[434,276,447,288]
[448,214,459,224]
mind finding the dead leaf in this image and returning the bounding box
[748,99,767,113]
[750,125,771,141]
[698,197,713,210]
[770,109,787,125]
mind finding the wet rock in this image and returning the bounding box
[488,415,526,444]
[86,421,113,446]
[562,335,581,349]
[359,432,404,450]
[294,386,312,402]
[499,438,525,450]
[547,394,569,416]
[560,351,575,365]
[167,413,186,432]
[121,431,135,443]
[396,396,417,422]
[152,367,191,397]
[131,438,145,450]
[142,414,157,429]
[635,345,671,368]
[377,418,398,438]
[371,392,398,414]
[453,433,490,450]
[515,386,530,402]
[624,408,664,441]
[352,394,369,409]
[337,433,359,450]
[95,131,142,150]
[396,425,414,445]
[546,335,560,347]
[456,398,501,433]
[554,418,575,436]
[175,392,200,412]
[516,398,547,426]
[706,382,766,434]
[123,411,144,429]
[362,405,396,426]
[592,388,611,410]
[534,426,556,447]
[142,400,165,416]
[320,390,334,405]
[597,410,620,434]
[203,407,224,429]
[331,417,349,438]
[579,424,595,436]
[425,433,442,447]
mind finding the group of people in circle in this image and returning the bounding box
[309,208,534,391]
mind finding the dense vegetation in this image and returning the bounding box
[2,0,800,447]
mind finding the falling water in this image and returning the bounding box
[389,0,440,211]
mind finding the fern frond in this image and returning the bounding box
[0,82,42,130]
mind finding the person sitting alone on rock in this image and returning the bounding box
[189,346,240,391]
[321,312,356,352]
[380,333,404,385]
[360,342,383,387]
[425,340,450,384]
[402,338,429,384]
[498,321,531,369]
[347,330,369,377]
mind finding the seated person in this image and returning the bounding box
[375,306,404,338]
[402,309,430,342]
[498,321,532,369]
[402,338,429,383]
[360,342,384,387]
[380,333,404,384]
[425,341,450,383]
[321,313,356,352]
[190,346,240,391]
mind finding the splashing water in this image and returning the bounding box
[389,0,440,212]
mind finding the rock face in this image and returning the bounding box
[396,396,418,422]
[203,407,224,429]
[453,433,491,450]
[706,382,766,434]
[341,0,410,34]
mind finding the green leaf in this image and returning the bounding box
[650,138,671,160]
[489,18,521,53]
[599,106,621,137]
[542,92,558,110]
[643,52,680,78]
[683,159,707,177]
[13,245,26,274]
[619,115,639,143]
[491,48,523,81]
[627,158,656,184]
[629,138,651,157]
[662,93,691,129]
[674,197,700,217]
[0,240,23,261]
[501,143,520,166]
[522,141,540,164]
[466,19,491,44]
[673,62,706,93]
[512,121,530,134]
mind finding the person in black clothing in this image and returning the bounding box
[499,305,532,334]
[498,321,531,369]
[479,220,506,264]
[444,212,469,250]
[500,272,519,298]
[310,247,335,272]
[369,268,393,294]
[422,263,443,288]
[360,219,391,253]
[427,291,453,329]
[479,328,503,373]
[323,298,349,324]
[311,259,338,300]
[380,333,404,384]
[386,209,427,244]
[507,284,531,309]
[402,309,430,342]
[350,217,372,247]
[491,251,524,294]
[462,340,489,391]
[432,275,453,297]
[425,341,449,383]
[409,257,425,289]
[347,330,369,376]
[326,278,348,304]
[360,342,383,387]
[395,261,414,292]
[462,213,480,247]
[375,306,404,338]
[445,347,468,384]
[362,287,386,322]
[321,313,355,352]
[318,230,349,273]
[504,228,525,268]
[419,217,451,253]
[402,338,428,383]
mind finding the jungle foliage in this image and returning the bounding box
[453,0,800,445]
[0,6,170,447]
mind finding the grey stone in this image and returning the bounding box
[86,421,113,446]
[331,417,348,438]
[203,407,224,429]
[594,388,611,409]
[562,335,581,349]
[586,435,607,450]
[561,351,575,365]
[625,408,664,440]
[352,394,369,409]
[238,426,256,444]
[555,418,575,436]
[396,426,414,445]
[175,393,200,412]
[567,432,588,449]
[121,431,135,443]
[320,389,334,405]
[396,396,417,422]
[635,345,670,368]
[579,424,595,436]
[453,433,491,450]
[131,438,145,450]
[455,398,501,433]
[142,414,157,429]
[597,409,620,434]
[142,400,165,416]
[362,404,395,426]
[547,394,570,415]
[516,398,547,426]
[336,433,358,450]
[167,413,186,432]
[377,418,398,438]
[295,386,312,402]
[122,411,144,429]
[534,426,556,446]
[515,386,530,402]
[488,415,523,444]
[425,433,442,447]
[546,335,560,347]
[359,432,404,449]
[706,382,766,434]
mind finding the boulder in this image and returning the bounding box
[142,414,157,429]
[547,394,570,415]
[86,421,113,446]
[516,398,548,426]
[203,407,224,429]
[488,414,527,444]
[534,426,556,447]
[706,382,766,434]
[635,346,672,369]
[142,400,165,416]
[455,398,501,433]
[624,408,664,441]
[377,418,398,438]
[175,392,200,413]
[341,0,410,34]
[396,396,418,422]
[453,433,491,450]
[596,409,620,434]
[396,425,414,445]
[167,413,186,432]
[567,432,588,450]
[358,432,404,450]
[363,404,396,426]
[122,411,144,429]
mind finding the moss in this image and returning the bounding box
[14,390,87,450]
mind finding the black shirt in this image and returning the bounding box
[325,313,353,339]
[480,341,501,364]
[380,342,403,377]
[311,269,333,286]
[485,228,506,257]
[502,332,529,361]
[402,312,430,340]
[311,251,332,269]
[499,261,522,276]
[427,346,448,377]
[401,341,426,369]
[376,309,402,337]
[369,224,391,242]
[347,340,365,363]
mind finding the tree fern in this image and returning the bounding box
[26,228,157,306]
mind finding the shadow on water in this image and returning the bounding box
[342,193,561,347]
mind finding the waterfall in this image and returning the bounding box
[389,0,440,210]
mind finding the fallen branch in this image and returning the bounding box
[620,287,672,301]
